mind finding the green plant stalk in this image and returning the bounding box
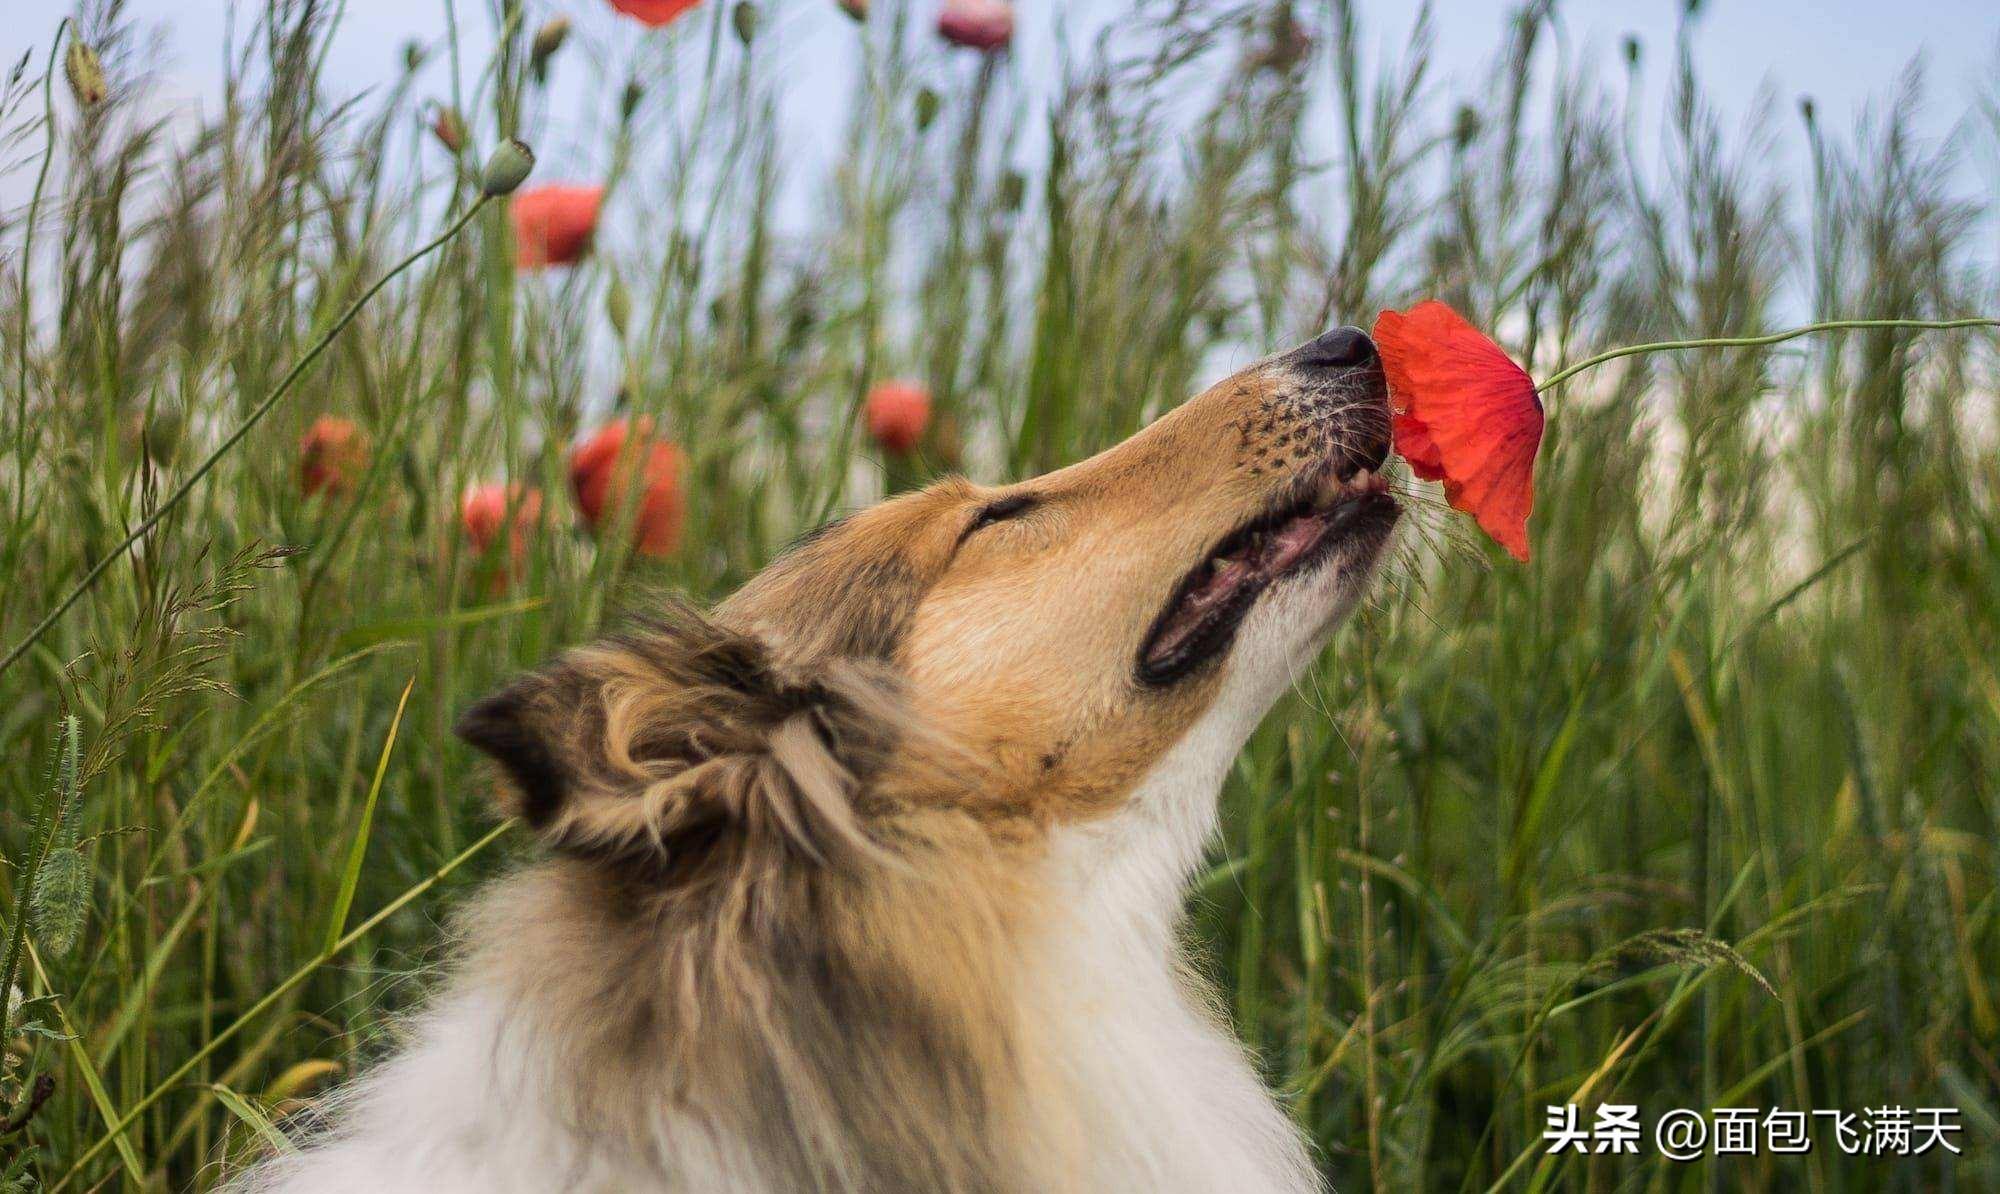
[9,21,69,560]
[53,820,515,1190]
[321,677,414,954]
[0,196,491,684]
[24,941,146,1185]
[1534,317,2000,393]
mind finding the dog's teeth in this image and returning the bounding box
[1209,557,1229,574]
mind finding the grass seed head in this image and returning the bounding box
[63,39,106,107]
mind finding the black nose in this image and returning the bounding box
[1296,326,1378,370]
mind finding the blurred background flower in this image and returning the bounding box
[569,419,686,557]
[609,0,702,28]
[937,0,1013,51]
[299,416,366,497]
[864,381,932,456]
[460,483,543,576]
[511,183,602,268]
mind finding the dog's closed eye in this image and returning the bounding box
[958,494,1036,545]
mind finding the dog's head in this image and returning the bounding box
[456,328,1397,877]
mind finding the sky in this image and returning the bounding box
[1,1,1994,250]
[4,1,1994,164]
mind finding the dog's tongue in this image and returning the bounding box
[1266,514,1327,570]
[1149,507,1337,666]
[1150,553,1257,663]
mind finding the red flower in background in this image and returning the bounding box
[512,184,604,269]
[300,416,367,497]
[1373,300,1543,561]
[460,483,543,585]
[568,418,686,557]
[865,382,931,455]
[938,0,1014,50]
[609,0,702,26]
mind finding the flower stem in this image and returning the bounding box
[1535,317,2000,394]
[11,21,69,555]
[0,196,491,683]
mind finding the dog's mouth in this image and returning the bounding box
[1136,470,1398,687]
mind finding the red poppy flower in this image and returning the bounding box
[1373,300,1543,561]
[299,416,367,497]
[938,0,1013,50]
[609,0,701,26]
[460,483,543,579]
[864,381,931,455]
[512,184,604,269]
[568,418,686,557]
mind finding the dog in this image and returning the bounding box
[233,326,1396,1193]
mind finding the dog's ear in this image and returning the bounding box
[454,606,900,869]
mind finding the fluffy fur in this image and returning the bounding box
[229,330,1397,1193]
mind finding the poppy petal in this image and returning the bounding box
[511,184,604,270]
[865,382,932,455]
[610,0,702,27]
[1374,301,1543,561]
[937,0,1014,50]
[568,418,686,557]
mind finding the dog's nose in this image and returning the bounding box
[1295,326,1378,370]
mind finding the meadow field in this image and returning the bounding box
[2,1,1997,1189]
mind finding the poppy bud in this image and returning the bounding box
[732,1,759,44]
[137,409,184,466]
[620,80,646,123]
[1621,35,1641,68]
[531,17,571,78]
[914,87,941,132]
[481,138,537,198]
[838,0,868,21]
[606,273,633,338]
[1798,95,1816,127]
[402,40,427,73]
[1451,105,1480,151]
[64,40,107,108]
[864,382,931,455]
[431,106,467,154]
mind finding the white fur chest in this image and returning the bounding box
[1035,723,1323,1191]
[1029,879,1322,1194]
[1028,595,1339,1194]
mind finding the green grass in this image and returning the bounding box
[2,2,1997,1189]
